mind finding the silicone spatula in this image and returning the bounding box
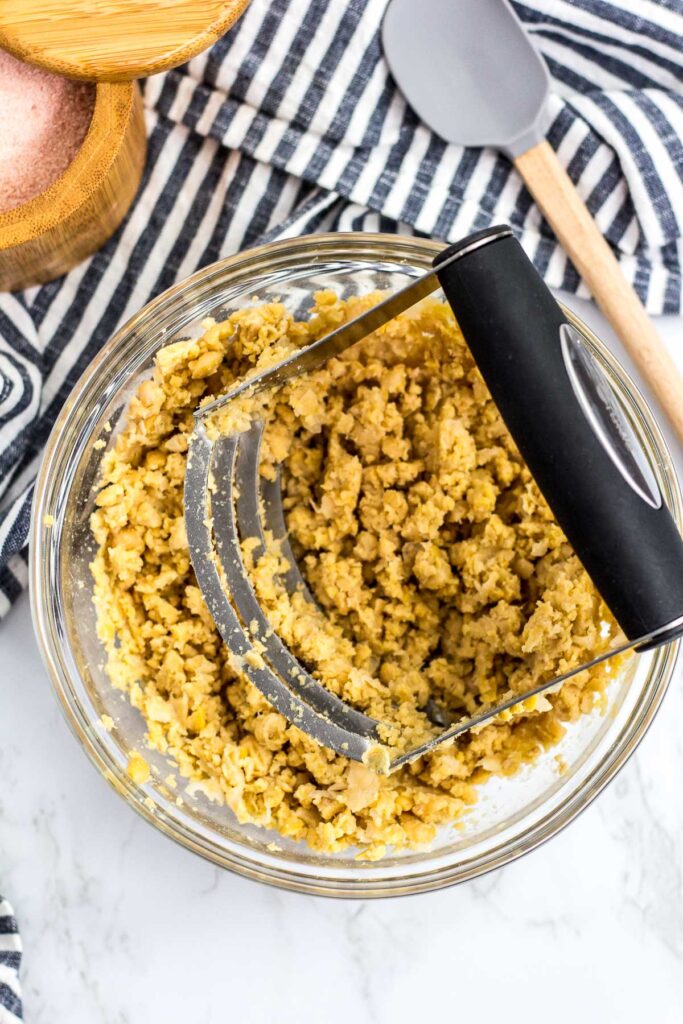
[382,0,683,442]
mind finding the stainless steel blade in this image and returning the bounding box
[184,422,379,764]
[195,230,513,421]
[387,613,683,770]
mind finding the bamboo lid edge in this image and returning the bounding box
[0,0,251,81]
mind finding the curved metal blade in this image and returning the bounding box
[388,614,683,771]
[185,423,379,764]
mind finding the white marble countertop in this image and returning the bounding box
[1,298,682,1023]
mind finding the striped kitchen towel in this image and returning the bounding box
[0,0,682,616]
[0,899,21,1024]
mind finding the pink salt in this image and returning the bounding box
[0,49,95,214]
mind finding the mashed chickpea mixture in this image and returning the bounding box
[91,293,623,858]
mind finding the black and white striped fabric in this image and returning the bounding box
[1,0,682,617]
[0,898,21,1024]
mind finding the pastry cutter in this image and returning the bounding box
[185,225,683,773]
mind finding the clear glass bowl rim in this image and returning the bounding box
[30,231,682,898]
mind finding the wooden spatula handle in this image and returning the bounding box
[514,139,683,443]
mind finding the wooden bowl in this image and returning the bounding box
[0,80,146,292]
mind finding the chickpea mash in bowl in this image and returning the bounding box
[31,234,681,895]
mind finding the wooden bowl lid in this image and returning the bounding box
[0,0,251,82]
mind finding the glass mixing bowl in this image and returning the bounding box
[30,233,681,897]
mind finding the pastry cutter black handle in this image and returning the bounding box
[434,225,683,651]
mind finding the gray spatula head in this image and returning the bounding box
[382,0,551,158]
